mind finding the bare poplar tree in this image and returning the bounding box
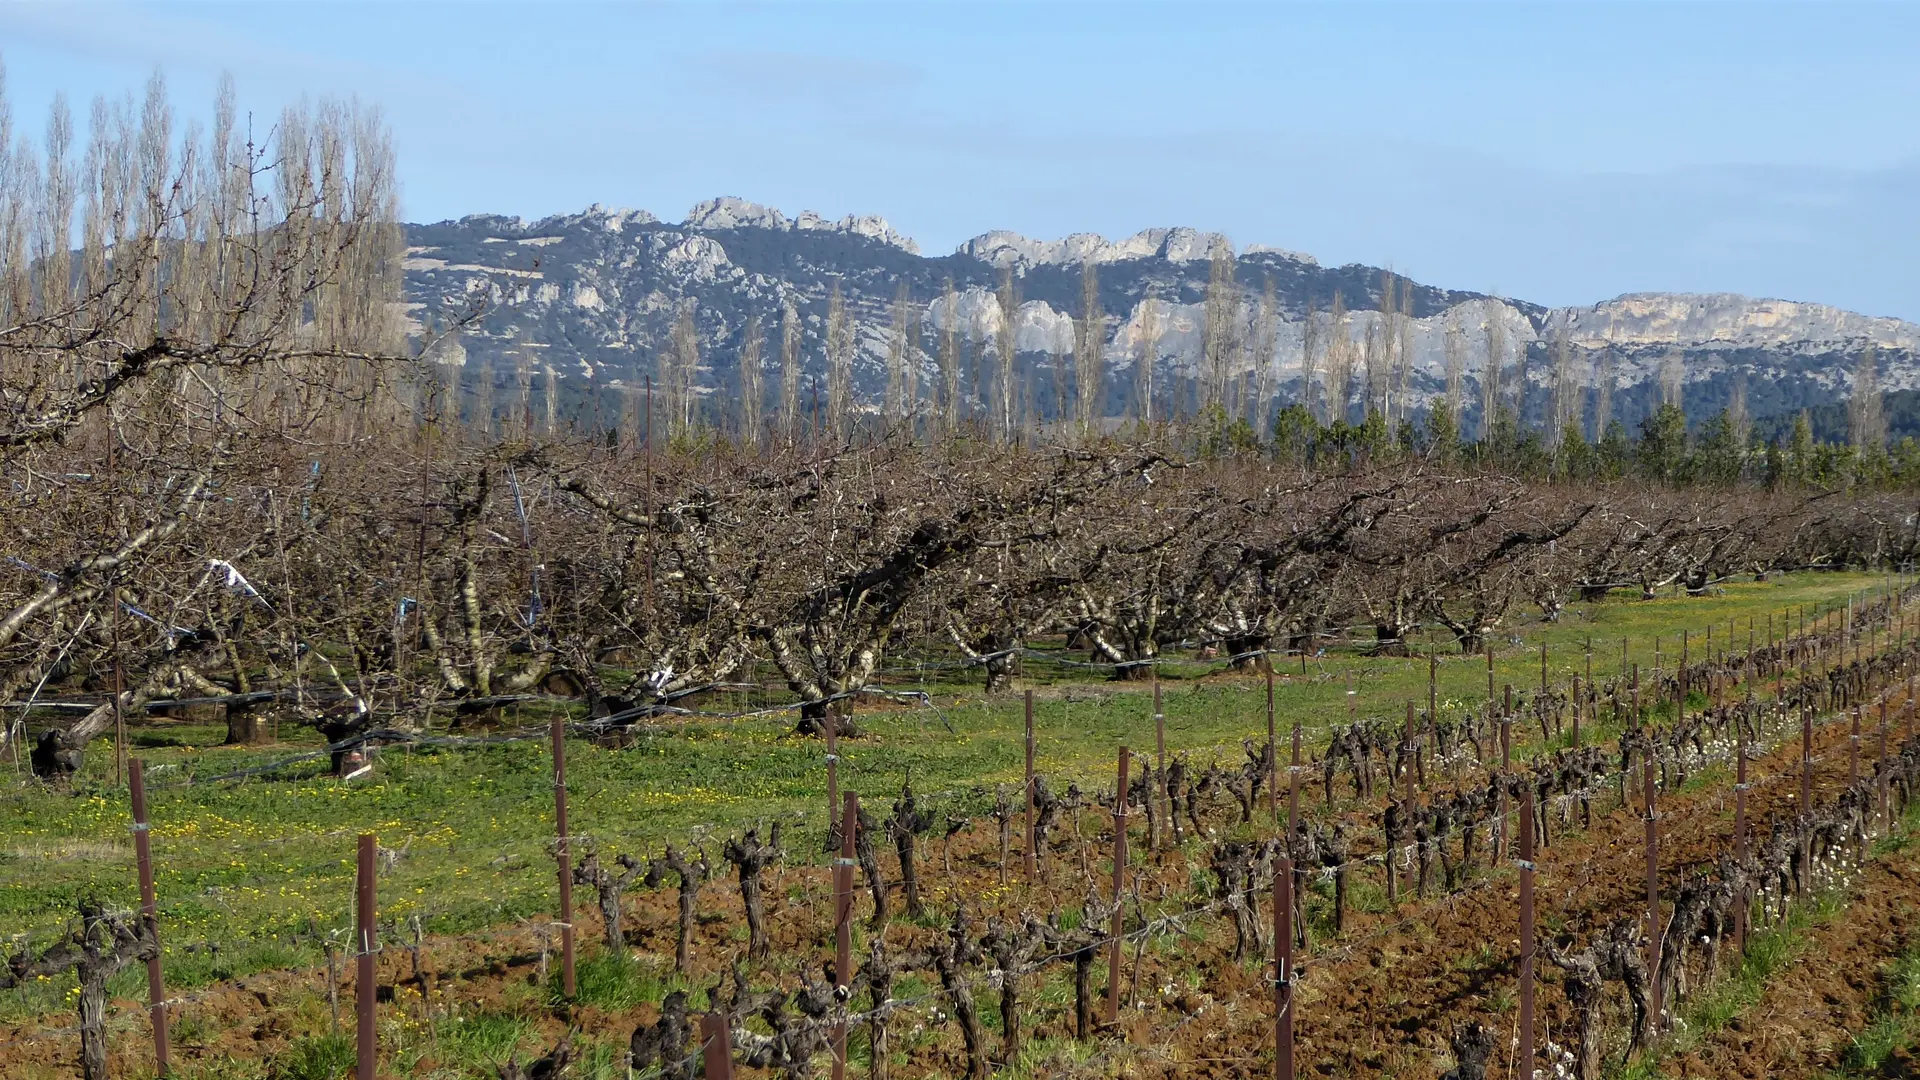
[1135,294,1160,425]
[0,72,27,344]
[1658,349,1684,410]
[1849,343,1885,450]
[970,320,991,430]
[1591,328,1616,441]
[738,314,764,450]
[1550,321,1576,444]
[779,293,801,445]
[543,362,560,437]
[1480,303,1506,441]
[1327,290,1353,424]
[1251,275,1279,434]
[994,268,1019,441]
[39,92,74,324]
[903,307,920,432]
[1074,260,1105,437]
[515,349,535,441]
[1049,341,1071,438]
[886,282,911,427]
[1727,371,1749,449]
[1374,271,1396,420]
[1299,294,1322,420]
[825,281,851,442]
[939,277,960,438]
[1361,322,1380,419]
[1392,276,1415,425]
[1512,341,1530,429]
[673,301,700,436]
[473,355,496,441]
[1442,310,1466,418]
[1202,238,1237,411]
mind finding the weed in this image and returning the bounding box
[267,1032,355,1080]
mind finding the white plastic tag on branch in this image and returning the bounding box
[208,559,272,610]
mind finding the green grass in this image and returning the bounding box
[0,571,1889,1017]
[266,1032,355,1080]
[435,1011,538,1072]
[558,949,680,1009]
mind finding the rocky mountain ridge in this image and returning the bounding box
[402,196,1919,433]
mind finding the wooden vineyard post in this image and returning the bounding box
[1519,788,1536,1080]
[1497,680,1512,757]
[1540,641,1549,740]
[1106,746,1130,1027]
[1405,691,1420,795]
[1496,686,1512,863]
[1288,710,1303,952]
[356,834,377,1080]
[129,760,169,1075]
[1267,669,1278,823]
[113,642,125,789]
[1852,707,1862,787]
[1682,629,1689,711]
[702,1010,736,1080]
[1025,690,1038,880]
[833,792,857,1080]
[1274,854,1294,1080]
[1801,705,1814,894]
[1501,686,1513,767]
[1882,700,1892,836]
[1486,646,1495,712]
[1428,654,1439,780]
[1391,701,1414,905]
[1571,675,1582,750]
[1155,680,1170,846]
[1735,691,1750,952]
[551,716,576,998]
[1483,647,1496,770]
[1403,699,1416,807]
[1643,751,1661,1039]
[825,707,841,851]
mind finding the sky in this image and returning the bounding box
[2,0,1917,320]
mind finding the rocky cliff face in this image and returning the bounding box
[403,197,1918,432]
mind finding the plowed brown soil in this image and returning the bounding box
[7,682,1920,1079]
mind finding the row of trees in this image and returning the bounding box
[8,417,1914,766]
[0,63,409,455]
[444,257,1903,490]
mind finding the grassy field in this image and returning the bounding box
[0,570,1892,1020]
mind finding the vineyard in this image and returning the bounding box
[8,570,1920,1080]
[9,42,1920,1080]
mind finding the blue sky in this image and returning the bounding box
[3,0,1917,319]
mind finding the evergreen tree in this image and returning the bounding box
[1787,411,1816,486]
[1555,425,1593,483]
[1692,410,1743,486]
[1356,409,1391,464]
[1636,402,1690,485]
[1272,402,1316,465]
[1596,419,1634,480]
[1425,400,1459,467]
